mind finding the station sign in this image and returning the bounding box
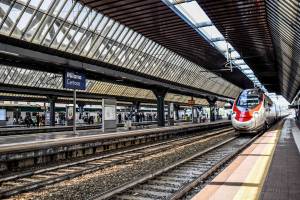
[63,71,86,90]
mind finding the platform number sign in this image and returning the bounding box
[63,71,86,90]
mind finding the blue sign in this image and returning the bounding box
[63,71,86,90]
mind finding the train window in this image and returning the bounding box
[236,90,262,108]
[264,98,268,107]
[264,95,273,108]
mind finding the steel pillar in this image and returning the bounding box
[207,96,217,122]
[48,96,57,126]
[168,102,174,126]
[133,101,141,122]
[153,88,168,127]
[174,104,180,120]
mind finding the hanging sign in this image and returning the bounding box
[63,71,86,90]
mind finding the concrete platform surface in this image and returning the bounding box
[0,120,230,172]
[0,124,153,146]
[260,118,300,200]
[0,121,165,136]
[0,120,228,149]
[192,120,284,200]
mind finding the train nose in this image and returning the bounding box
[232,117,255,130]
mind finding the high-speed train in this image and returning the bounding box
[232,89,281,133]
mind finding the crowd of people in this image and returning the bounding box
[117,112,157,123]
[22,113,45,127]
[10,110,214,128]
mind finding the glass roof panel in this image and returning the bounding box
[28,0,42,8]
[213,40,227,52]
[233,59,245,65]
[174,1,210,24]
[40,0,54,11]
[243,69,254,74]
[199,26,223,40]
[230,51,240,59]
[238,65,250,70]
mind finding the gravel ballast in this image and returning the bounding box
[9,131,236,200]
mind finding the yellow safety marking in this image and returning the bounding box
[233,130,281,200]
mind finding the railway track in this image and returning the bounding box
[95,133,261,200]
[0,127,234,198]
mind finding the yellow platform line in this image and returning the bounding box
[191,122,283,200]
[233,129,281,200]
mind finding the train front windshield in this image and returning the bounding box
[236,90,262,108]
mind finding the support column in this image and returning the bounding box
[48,96,57,126]
[168,102,174,126]
[153,88,168,127]
[174,104,180,121]
[192,106,198,123]
[197,106,203,122]
[207,96,217,122]
[102,98,117,132]
[132,101,141,122]
[216,107,220,120]
[78,103,85,121]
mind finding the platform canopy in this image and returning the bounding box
[0,0,243,100]
[0,65,212,106]
[195,0,300,102]
[77,0,299,102]
[76,0,253,89]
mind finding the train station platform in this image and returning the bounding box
[0,121,173,146]
[0,120,227,148]
[0,121,171,136]
[0,120,230,173]
[192,117,300,200]
[0,120,200,146]
[0,123,101,136]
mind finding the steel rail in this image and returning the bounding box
[169,131,264,200]
[0,127,234,198]
[95,133,260,200]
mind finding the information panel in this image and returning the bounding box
[0,109,6,121]
[104,106,116,120]
[63,71,86,90]
[67,106,74,120]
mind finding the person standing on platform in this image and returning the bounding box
[118,113,122,124]
[25,115,30,127]
[36,113,40,126]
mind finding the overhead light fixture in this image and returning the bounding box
[0,50,20,57]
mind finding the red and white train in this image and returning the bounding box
[232,89,282,133]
